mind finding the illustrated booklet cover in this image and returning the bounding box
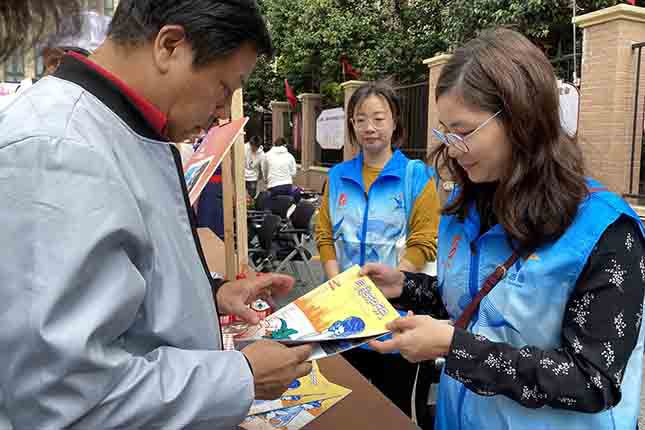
[183,117,248,206]
[224,265,400,360]
[247,361,347,416]
[240,361,352,430]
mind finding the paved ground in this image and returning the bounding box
[277,240,645,426]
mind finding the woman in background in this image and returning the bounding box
[263,137,298,201]
[315,81,441,418]
[245,135,265,198]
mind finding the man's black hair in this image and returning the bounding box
[108,0,273,66]
[0,0,81,62]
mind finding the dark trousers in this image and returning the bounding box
[342,348,417,418]
[269,184,301,203]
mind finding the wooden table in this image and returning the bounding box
[306,355,420,430]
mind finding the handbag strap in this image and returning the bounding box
[454,250,523,330]
[452,188,607,330]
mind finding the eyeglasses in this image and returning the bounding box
[351,116,390,131]
[432,110,502,154]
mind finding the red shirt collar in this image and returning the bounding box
[67,52,168,138]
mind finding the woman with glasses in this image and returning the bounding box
[315,81,441,418]
[364,29,645,430]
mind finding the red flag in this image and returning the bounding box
[285,79,297,110]
[340,56,361,80]
[627,0,636,5]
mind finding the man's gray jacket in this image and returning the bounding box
[0,66,254,429]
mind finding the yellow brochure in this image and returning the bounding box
[234,266,399,343]
[240,388,352,430]
[248,361,340,415]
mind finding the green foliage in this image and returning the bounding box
[320,81,343,107]
[439,0,620,54]
[244,0,626,112]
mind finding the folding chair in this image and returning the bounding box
[273,200,318,285]
[267,194,295,219]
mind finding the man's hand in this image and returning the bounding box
[216,274,295,324]
[368,315,454,363]
[242,340,313,400]
[360,263,405,299]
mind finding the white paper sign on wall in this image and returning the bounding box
[559,82,580,137]
[316,107,345,150]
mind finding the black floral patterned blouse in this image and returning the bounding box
[393,215,645,412]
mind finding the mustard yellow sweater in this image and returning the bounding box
[315,164,439,269]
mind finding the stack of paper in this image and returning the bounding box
[239,361,351,430]
[223,265,400,360]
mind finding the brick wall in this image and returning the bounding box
[576,6,645,196]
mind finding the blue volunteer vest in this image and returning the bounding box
[435,179,645,430]
[328,150,434,271]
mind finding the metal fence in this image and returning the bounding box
[624,42,645,205]
[395,81,429,160]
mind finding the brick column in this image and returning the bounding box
[574,4,645,195]
[298,93,321,173]
[340,80,367,161]
[423,54,452,203]
[269,101,290,144]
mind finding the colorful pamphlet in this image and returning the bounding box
[232,265,399,344]
[241,362,352,430]
[183,117,248,206]
[240,393,351,430]
[248,361,342,416]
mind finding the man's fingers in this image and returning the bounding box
[368,338,401,354]
[293,361,313,378]
[233,305,260,325]
[289,344,314,362]
[251,273,295,297]
[267,274,296,294]
[387,316,421,332]
[263,294,278,310]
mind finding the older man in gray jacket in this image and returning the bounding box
[0,1,312,429]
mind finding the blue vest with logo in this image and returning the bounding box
[435,179,645,430]
[328,150,434,272]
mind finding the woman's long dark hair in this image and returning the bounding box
[0,0,81,62]
[431,28,588,251]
